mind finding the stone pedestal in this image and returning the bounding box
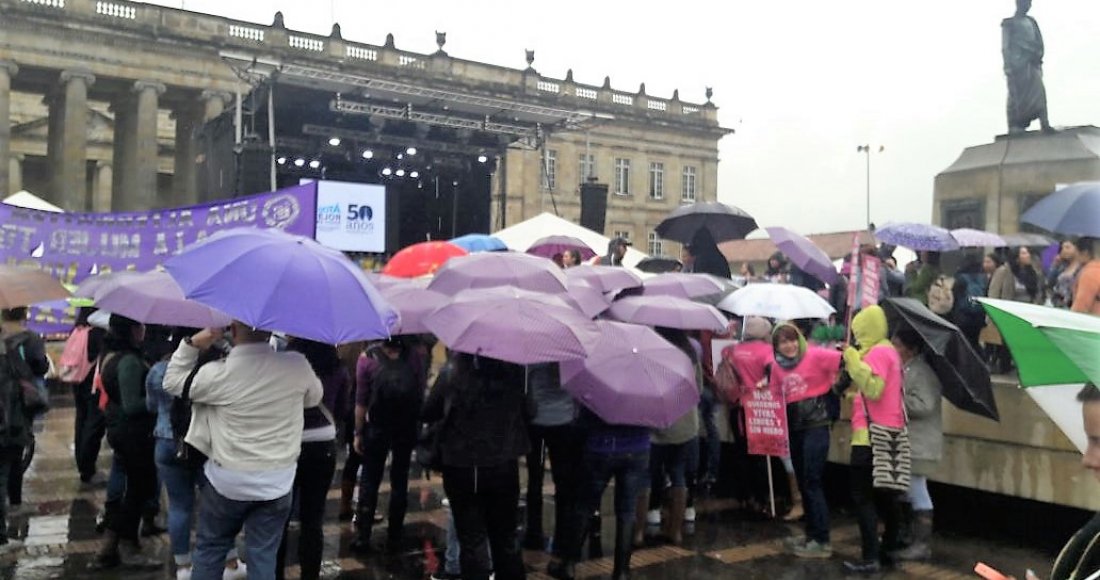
[47,69,95,210]
[934,126,1100,233]
[0,61,18,197]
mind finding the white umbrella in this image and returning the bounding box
[717,283,835,321]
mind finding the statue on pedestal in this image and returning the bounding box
[1002,0,1053,134]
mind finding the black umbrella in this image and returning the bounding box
[882,298,999,421]
[655,201,758,244]
[635,255,682,274]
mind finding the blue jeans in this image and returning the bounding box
[444,502,461,575]
[650,439,696,489]
[790,426,831,544]
[561,449,648,562]
[698,388,721,482]
[155,438,197,564]
[192,478,292,580]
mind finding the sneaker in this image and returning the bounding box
[223,561,247,580]
[782,535,806,549]
[176,567,193,580]
[431,573,461,580]
[843,560,881,575]
[684,507,696,523]
[792,540,832,559]
[646,509,661,525]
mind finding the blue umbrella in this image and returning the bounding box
[449,233,508,253]
[165,228,398,344]
[1021,181,1100,237]
[874,222,960,252]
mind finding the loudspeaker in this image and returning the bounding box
[237,142,272,197]
[580,179,609,234]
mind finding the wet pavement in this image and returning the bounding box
[0,388,1055,579]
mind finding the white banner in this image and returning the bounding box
[313,180,387,253]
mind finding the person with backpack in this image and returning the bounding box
[145,327,245,580]
[89,314,161,570]
[351,337,425,553]
[906,251,943,308]
[768,323,842,559]
[275,338,349,580]
[950,257,989,350]
[0,307,49,552]
[60,307,107,485]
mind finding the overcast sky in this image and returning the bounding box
[146,0,1100,235]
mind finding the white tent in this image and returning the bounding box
[492,212,650,268]
[3,191,64,213]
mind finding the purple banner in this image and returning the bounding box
[1,184,317,335]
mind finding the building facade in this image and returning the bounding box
[0,0,729,249]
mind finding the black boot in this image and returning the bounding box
[612,520,635,580]
[350,504,376,553]
[587,512,603,560]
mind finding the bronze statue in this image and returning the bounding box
[1002,0,1053,133]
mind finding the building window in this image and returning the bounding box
[613,229,632,244]
[648,231,663,256]
[614,158,631,195]
[681,165,697,202]
[649,162,665,200]
[578,153,595,183]
[542,149,557,191]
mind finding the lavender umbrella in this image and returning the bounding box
[950,228,1007,248]
[164,228,398,344]
[640,273,727,299]
[765,227,840,285]
[423,287,599,364]
[378,285,448,335]
[874,222,960,252]
[560,320,699,429]
[526,235,597,261]
[606,295,728,331]
[427,252,568,295]
[563,265,643,293]
[566,279,612,318]
[87,270,233,328]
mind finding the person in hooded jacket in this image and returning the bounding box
[422,353,529,580]
[840,306,906,575]
[768,323,841,559]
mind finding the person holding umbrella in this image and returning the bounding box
[768,323,842,559]
[422,353,530,580]
[890,328,943,562]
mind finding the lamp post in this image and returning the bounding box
[856,144,884,229]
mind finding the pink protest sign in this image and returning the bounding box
[743,381,790,458]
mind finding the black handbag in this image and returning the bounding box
[172,359,209,471]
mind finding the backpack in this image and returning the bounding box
[366,350,423,435]
[953,273,987,317]
[927,275,955,315]
[58,326,94,384]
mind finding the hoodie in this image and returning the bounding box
[770,324,842,431]
[843,306,904,447]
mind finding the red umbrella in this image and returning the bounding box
[382,241,468,278]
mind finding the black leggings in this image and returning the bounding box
[850,446,902,562]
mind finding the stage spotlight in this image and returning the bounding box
[477,155,488,163]
[294,158,306,167]
[409,171,419,179]
[276,157,287,165]
[395,169,406,177]
[406,147,417,156]
[382,167,393,176]
[328,137,341,146]
[309,160,322,169]
[362,149,374,159]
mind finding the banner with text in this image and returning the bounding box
[743,378,790,458]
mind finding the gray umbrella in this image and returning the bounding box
[655,201,758,244]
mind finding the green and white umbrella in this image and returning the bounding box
[978,298,1100,452]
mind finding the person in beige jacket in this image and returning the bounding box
[988,247,1046,304]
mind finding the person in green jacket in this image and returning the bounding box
[905,252,942,305]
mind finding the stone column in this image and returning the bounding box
[8,154,23,194]
[131,80,165,210]
[93,160,112,212]
[110,95,135,210]
[48,69,95,210]
[0,61,18,197]
[172,102,202,205]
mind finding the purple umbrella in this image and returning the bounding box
[423,287,599,364]
[165,228,398,344]
[427,252,568,295]
[378,285,448,335]
[606,295,728,331]
[640,273,726,299]
[89,270,232,328]
[765,227,840,285]
[566,279,612,318]
[560,320,699,429]
[950,228,1007,248]
[874,222,960,252]
[563,265,642,293]
[526,235,597,261]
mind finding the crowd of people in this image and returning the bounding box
[0,233,1095,580]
